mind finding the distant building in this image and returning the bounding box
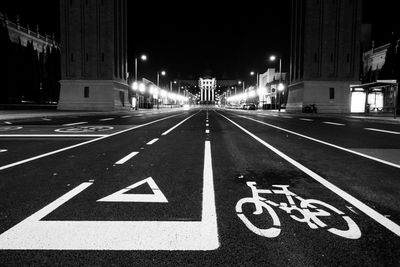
[0,12,59,52]
[288,0,362,113]
[199,77,216,104]
[259,68,287,108]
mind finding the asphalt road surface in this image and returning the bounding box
[0,107,399,266]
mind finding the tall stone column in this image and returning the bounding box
[58,0,130,111]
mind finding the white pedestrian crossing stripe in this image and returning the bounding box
[97,177,168,203]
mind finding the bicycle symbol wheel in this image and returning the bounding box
[301,199,361,239]
[236,197,281,238]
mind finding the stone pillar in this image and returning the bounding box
[58,0,130,111]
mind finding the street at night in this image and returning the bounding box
[0,107,399,265]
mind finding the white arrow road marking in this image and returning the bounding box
[0,141,219,250]
[97,177,168,203]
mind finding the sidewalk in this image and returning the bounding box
[0,107,185,122]
[257,108,400,124]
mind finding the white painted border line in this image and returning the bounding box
[0,134,107,137]
[0,113,181,171]
[62,122,88,126]
[237,115,400,170]
[0,141,219,250]
[364,128,400,135]
[299,118,313,121]
[115,152,139,164]
[99,118,115,121]
[218,112,400,237]
[323,121,345,126]
[146,138,159,145]
[161,112,199,136]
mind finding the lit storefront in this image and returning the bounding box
[350,80,399,117]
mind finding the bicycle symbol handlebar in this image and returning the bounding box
[235,182,361,239]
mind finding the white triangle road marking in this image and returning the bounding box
[97,177,168,203]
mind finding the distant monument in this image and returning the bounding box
[199,77,216,104]
[58,0,130,111]
[287,0,362,113]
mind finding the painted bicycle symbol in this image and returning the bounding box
[55,126,114,133]
[236,182,361,239]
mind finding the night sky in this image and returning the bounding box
[0,0,399,85]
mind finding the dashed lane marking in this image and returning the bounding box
[62,122,88,126]
[115,151,139,164]
[219,112,400,238]
[364,128,400,135]
[0,141,219,250]
[323,121,346,126]
[205,129,210,134]
[0,149,7,153]
[146,138,159,145]
[4,122,12,125]
[161,112,199,136]
[0,113,181,171]
[41,118,52,121]
[99,118,115,121]
[237,115,400,169]
[0,126,22,131]
[121,115,133,118]
[299,118,313,121]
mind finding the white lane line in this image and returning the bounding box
[206,123,209,127]
[323,121,345,126]
[281,116,293,119]
[146,138,159,145]
[0,134,107,138]
[219,113,400,237]
[99,118,115,121]
[0,149,7,153]
[205,129,210,134]
[161,112,199,136]
[299,118,313,121]
[364,128,400,135]
[41,118,52,121]
[0,141,219,250]
[4,122,12,125]
[62,121,88,126]
[237,115,400,169]
[115,151,139,164]
[121,115,133,118]
[0,113,181,171]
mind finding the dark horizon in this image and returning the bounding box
[0,0,398,83]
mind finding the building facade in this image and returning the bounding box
[199,77,216,104]
[288,0,362,113]
[58,0,130,111]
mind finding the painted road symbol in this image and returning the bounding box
[0,126,22,132]
[54,126,114,133]
[97,177,168,203]
[236,182,361,239]
[0,141,219,250]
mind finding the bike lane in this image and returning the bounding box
[209,110,400,266]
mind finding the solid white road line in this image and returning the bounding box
[364,128,400,135]
[115,151,139,164]
[0,141,219,250]
[146,138,159,145]
[238,115,400,169]
[299,118,313,121]
[219,113,400,237]
[0,113,181,171]
[323,121,345,126]
[161,112,199,136]
[62,122,88,126]
[0,134,107,137]
[0,149,7,153]
[99,118,115,121]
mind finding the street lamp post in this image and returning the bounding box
[278,83,285,112]
[270,55,283,110]
[157,70,166,87]
[134,54,147,110]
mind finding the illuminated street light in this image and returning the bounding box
[132,81,138,90]
[135,54,147,81]
[278,83,285,91]
[157,70,166,86]
[139,83,145,93]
